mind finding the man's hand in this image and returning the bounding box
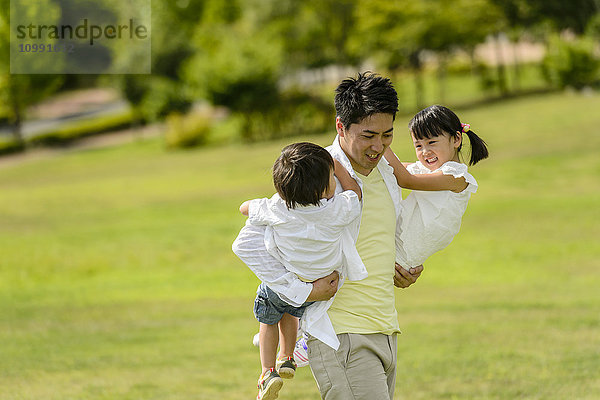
[307,270,339,301]
[394,263,423,288]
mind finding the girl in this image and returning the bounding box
[384,104,489,270]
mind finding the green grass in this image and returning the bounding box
[1,91,600,399]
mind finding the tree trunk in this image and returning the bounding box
[512,39,522,92]
[437,52,448,104]
[410,50,425,110]
[494,34,509,96]
[9,82,25,147]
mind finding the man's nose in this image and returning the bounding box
[371,137,384,152]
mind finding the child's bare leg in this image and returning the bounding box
[277,313,299,359]
[259,322,279,374]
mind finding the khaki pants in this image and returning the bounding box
[307,333,398,400]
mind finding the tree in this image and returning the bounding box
[252,0,359,71]
[183,0,282,140]
[0,0,63,146]
[351,0,504,108]
[116,0,206,122]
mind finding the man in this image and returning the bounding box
[233,72,423,399]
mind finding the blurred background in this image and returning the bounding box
[1,1,599,399]
[1,0,600,152]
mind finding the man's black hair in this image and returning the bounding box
[334,71,399,128]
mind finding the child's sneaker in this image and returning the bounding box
[293,336,309,367]
[257,368,283,400]
[276,356,297,379]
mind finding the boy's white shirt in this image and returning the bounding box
[232,135,403,349]
[248,192,367,282]
[248,191,367,350]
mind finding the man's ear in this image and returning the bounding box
[336,117,345,137]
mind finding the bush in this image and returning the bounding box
[542,35,600,90]
[0,137,25,156]
[240,91,334,142]
[475,61,499,93]
[164,112,213,149]
[27,110,134,147]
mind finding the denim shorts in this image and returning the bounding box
[253,283,314,325]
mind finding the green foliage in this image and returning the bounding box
[585,13,600,39]
[0,136,25,155]
[255,0,359,68]
[239,90,334,142]
[542,35,600,89]
[164,112,213,149]
[184,23,282,115]
[26,110,134,146]
[0,1,64,143]
[114,0,200,121]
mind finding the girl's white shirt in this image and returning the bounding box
[395,161,478,269]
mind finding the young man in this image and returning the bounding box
[233,72,423,399]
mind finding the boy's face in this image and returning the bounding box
[337,113,394,176]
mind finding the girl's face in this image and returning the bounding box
[411,131,461,171]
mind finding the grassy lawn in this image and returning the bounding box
[1,91,599,399]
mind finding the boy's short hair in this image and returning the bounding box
[273,142,334,209]
[334,71,399,129]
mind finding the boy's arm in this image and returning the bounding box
[334,160,362,201]
[383,148,468,193]
[232,221,338,304]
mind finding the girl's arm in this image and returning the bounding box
[239,200,251,216]
[334,160,362,201]
[383,148,468,193]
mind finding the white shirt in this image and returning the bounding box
[232,135,403,349]
[248,192,367,282]
[247,191,367,349]
[395,161,478,268]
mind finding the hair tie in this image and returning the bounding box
[461,123,471,133]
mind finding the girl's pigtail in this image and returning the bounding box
[464,129,489,165]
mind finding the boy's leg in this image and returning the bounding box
[306,333,397,400]
[278,313,299,358]
[259,322,279,373]
[276,313,299,379]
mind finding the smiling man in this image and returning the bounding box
[233,72,423,400]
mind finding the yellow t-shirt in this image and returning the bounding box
[328,166,400,335]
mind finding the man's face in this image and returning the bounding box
[337,113,394,175]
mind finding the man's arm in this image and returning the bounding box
[232,221,339,305]
[394,263,423,288]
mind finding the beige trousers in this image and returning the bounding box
[307,333,398,400]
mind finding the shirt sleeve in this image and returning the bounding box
[247,197,270,225]
[329,190,361,226]
[231,220,313,307]
[440,162,478,194]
